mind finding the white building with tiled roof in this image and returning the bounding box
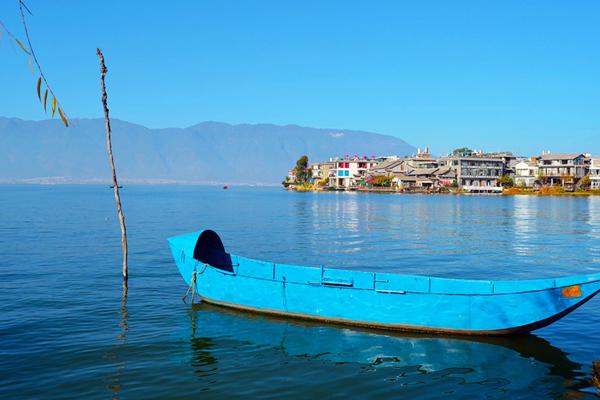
[591,158,600,189]
[329,156,379,188]
[514,159,539,187]
[439,155,505,193]
[537,153,589,186]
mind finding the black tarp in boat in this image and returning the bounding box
[193,230,234,273]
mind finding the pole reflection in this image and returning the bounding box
[107,281,128,400]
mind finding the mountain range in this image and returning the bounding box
[0,117,415,185]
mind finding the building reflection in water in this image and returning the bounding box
[512,195,539,258]
[291,193,377,268]
[509,196,600,278]
[588,197,600,264]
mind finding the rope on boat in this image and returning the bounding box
[182,264,209,305]
[182,271,198,304]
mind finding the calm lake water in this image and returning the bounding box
[1,185,600,399]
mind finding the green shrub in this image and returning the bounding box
[372,175,393,187]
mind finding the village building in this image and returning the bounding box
[439,155,505,193]
[371,155,400,163]
[591,158,600,189]
[405,147,439,170]
[433,166,457,186]
[401,168,437,190]
[367,158,405,177]
[514,158,539,187]
[391,175,419,190]
[393,163,457,191]
[537,153,589,187]
[285,168,297,184]
[288,150,599,193]
[485,152,517,177]
[329,156,379,188]
[368,147,438,178]
[310,161,335,183]
[363,147,456,191]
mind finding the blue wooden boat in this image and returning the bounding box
[168,229,600,335]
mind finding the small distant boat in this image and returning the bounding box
[168,230,600,335]
[223,185,228,190]
[110,185,123,189]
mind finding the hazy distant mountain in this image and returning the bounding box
[0,117,415,184]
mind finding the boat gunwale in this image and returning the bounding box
[169,237,600,296]
[211,256,600,295]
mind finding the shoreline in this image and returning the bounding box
[502,188,600,196]
[286,185,600,196]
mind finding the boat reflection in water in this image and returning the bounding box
[188,303,598,399]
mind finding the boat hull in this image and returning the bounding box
[197,290,597,335]
[169,231,600,335]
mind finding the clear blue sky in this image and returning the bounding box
[1,0,599,155]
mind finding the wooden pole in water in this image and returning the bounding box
[97,48,128,284]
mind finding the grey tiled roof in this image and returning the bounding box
[370,159,404,171]
[435,166,456,177]
[406,167,438,176]
[539,153,584,161]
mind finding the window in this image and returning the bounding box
[344,170,350,176]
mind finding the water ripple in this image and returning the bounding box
[1,185,599,399]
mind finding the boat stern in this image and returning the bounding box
[497,277,600,334]
[555,277,600,312]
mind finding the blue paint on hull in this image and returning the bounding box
[168,231,600,335]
